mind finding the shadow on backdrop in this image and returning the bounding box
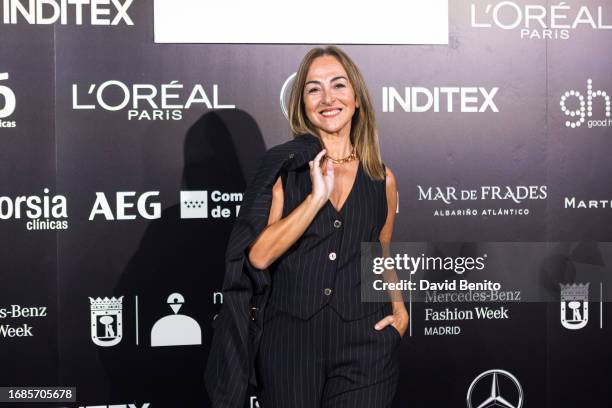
[98,109,267,406]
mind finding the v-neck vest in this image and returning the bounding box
[268,159,388,321]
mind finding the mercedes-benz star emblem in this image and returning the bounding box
[466,369,523,408]
[280,72,297,120]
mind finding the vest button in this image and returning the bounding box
[323,288,333,296]
[333,219,342,228]
[328,252,337,261]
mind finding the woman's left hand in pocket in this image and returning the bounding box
[374,309,409,338]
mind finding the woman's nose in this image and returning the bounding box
[322,88,335,105]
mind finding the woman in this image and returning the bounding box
[246,46,408,407]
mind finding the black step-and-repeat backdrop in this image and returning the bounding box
[1,1,611,407]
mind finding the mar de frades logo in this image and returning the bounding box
[72,80,235,121]
[0,72,17,128]
[1,0,134,25]
[417,185,547,217]
[471,2,612,40]
[560,78,611,129]
[467,369,523,408]
[560,283,589,330]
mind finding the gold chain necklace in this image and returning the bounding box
[325,146,357,164]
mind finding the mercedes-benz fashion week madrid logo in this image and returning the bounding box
[89,296,124,347]
[150,293,201,347]
[560,283,590,330]
[467,369,523,408]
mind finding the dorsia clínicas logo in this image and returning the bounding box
[470,2,612,40]
[560,78,611,129]
[0,72,16,128]
[560,283,589,330]
[0,0,134,25]
[0,188,68,230]
[72,80,235,121]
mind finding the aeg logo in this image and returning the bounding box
[560,78,611,129]
[0,73,16,128]
[89,192,161,220]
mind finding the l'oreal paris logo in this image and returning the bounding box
[470,2,612,40]
[72,81,235,121]
[1,0,134,25]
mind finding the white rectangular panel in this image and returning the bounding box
[154,0,448,44]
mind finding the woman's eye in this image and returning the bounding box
[306,88,319,94]
[335,83,346,89]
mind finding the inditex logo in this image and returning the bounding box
[1,0,134,25]
[471,2,612,40]
[0,188,69,230]
[0,72,17,128]
[72,81,235,121]
[180,190,242,219]
[382,86,499,113]
[560,78,611,129]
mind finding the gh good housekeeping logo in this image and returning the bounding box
[0,72,16,128]
[560,78,611,129]
[417,185,547,217]
[471,2,612,40]
[1,0,134,25]
[72,80,235,121]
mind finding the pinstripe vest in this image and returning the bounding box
[269,149,388,321]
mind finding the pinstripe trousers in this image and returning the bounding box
[255,303,401,407]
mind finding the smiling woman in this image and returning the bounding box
[205,46,405,408]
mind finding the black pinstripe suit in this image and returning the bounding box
[205,133,400,407]
[255,136,400,407]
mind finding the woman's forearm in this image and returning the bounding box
[248,193,326,269]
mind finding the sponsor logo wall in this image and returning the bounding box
[1,1,611,407]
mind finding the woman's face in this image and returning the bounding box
[303,55,359,138]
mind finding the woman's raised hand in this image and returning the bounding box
[309,149,334,207]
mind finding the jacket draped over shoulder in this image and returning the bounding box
[204,134,323,407]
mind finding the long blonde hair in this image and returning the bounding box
[287,46,385,181]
